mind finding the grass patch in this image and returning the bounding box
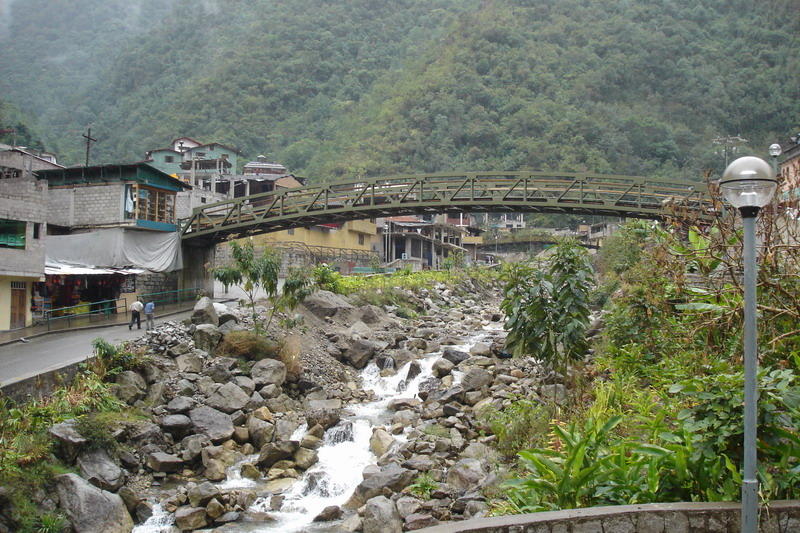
[217,330,281,360]
[478,397,552,459]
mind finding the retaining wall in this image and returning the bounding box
[0,358,91,403]
[418,501,800,533]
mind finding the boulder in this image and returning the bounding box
[344,338,382,369]
[257,441,299,469]
[405,513,439,530]
[194,324,222,353]
[432,358,454,378]
[348,320,372,339]
[56,474,133,533]
[469,342,492,356]
[352,463,415,505]
[188,481,220,508]
[251,358,287,387]
[192,296,219,326]
[146,452,183,473]
[76,449,123,491]
[363,496,402,533]
[189,406,234,443]
[442,348,469,365]
[294,447,319,470]
[205,382,250,413]
[48,420,87,461]
[313,505,343,522]
[461,368,492,392]
[160,414,193,437]
[175,353,203,374]
[396,496,422,518]
[387,398,420,411]
[369,428,395,457]
[303,290,354,318]
[359,305,385,324]
[175,506,208,530]
[306,408,340,430]
[446,458,486,492]
[247,416,276,449]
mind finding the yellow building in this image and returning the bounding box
[219,219,379,273]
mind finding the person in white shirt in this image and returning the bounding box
[129,300,144,330]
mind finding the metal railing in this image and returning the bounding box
[138,288,200,307]
[180,171,714,242]
[43,298,128,330]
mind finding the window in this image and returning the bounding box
[287,228,295,235]
[33,223,40,239]
[0,219,26,248]
[358,234,365,245]
[200,197,207,204]
[135,185,176,224]
[165,155,174,163]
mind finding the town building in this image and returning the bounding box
[0,146,62,329]
[778,134,800,210]
[33,163,190,315]
[377,215,469,270]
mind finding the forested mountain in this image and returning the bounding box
[1,0,797,181]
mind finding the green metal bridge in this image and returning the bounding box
[179,171,713,243]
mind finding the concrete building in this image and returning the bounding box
[0,147,62,329]
[377,216,468,270]
[33,164,190,314]
[778,134,800,210]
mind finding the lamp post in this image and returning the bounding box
[719,156,777,533]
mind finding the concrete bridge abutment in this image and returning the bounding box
[180,241,216,297]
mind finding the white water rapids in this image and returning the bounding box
[135,326,498,533]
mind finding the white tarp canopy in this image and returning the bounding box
[45,228,183,273]
[44,264,146,276]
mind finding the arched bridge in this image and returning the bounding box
[179,171,712,243]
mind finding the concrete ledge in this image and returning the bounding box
[0,358,91,402]
[417,500,800,532]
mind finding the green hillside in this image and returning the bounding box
[1,0,797,180]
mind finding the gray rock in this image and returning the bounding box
[181,434,211,461]
[189,406,235,443]
[369,428,395,456]
[294,447,319,470]
[303,290,354,318]
[188,481,220,507]
[352,463,415,504]
[194,324,222,353]
[344,338,382,369]
[446,458,486,492]
[175,505,208,530]
[247,416,276,448]
[306,408,340,430]
[432,358,454,378]
[112,370,146,403]
[540,383,568,403]
[360,305,385,324]
[234,375,256,395]
[396,496,422,518]
[461,368,492,392]
[192,296,219,326]
[313,505,343,522]
[206,382,250,413]
[146,452,183,473]
[469,342,492,356]
[257,441,299,468]
[348,320,373,339]
[442,348,469,365]
[56,473,133,533]
[251,358,287,387]
[363,495,402,533]
[76,449,123,491]
[160,414,193,437]
[48,420,87,461]
[176,353,203,374]
[405,513,439,530]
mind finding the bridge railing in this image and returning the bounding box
[180,172,713,240]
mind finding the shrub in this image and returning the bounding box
[406,473,439,499]
[479,397,552,459]
[217,330,281,360]
[278,334,303,381]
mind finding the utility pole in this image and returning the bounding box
[712,135,748,168]
[82,128,97,167]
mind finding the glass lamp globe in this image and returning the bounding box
[769,143,782,157]
[720,156,776,210]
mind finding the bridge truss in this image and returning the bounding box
[180,172,713,243]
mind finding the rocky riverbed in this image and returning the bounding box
[39,279,552,533]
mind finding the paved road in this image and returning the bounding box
[0,310,194,387]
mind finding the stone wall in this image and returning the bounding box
[137,271,179,296]
[48,183,124,228]
[0,357,90,402]
[417,501,800,533]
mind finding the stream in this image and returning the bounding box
[135,326,498,533]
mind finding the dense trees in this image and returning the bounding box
[0,0,797,181]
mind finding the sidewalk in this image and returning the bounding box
[0,300,196,347]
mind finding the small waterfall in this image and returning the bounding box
[131,504,174,533]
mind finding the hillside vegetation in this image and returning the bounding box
[1,0,797,181]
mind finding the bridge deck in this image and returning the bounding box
[180,172,713,243]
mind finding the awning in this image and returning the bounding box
[45,263,146,276]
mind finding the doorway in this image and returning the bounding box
[10,281,27,329]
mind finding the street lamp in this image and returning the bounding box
[769,143,782,176]
[719,155,777,533]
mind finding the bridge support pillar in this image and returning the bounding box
[181,242,216,297]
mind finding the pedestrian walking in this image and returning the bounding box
[129,299,143,330]
[144,301,155,330]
